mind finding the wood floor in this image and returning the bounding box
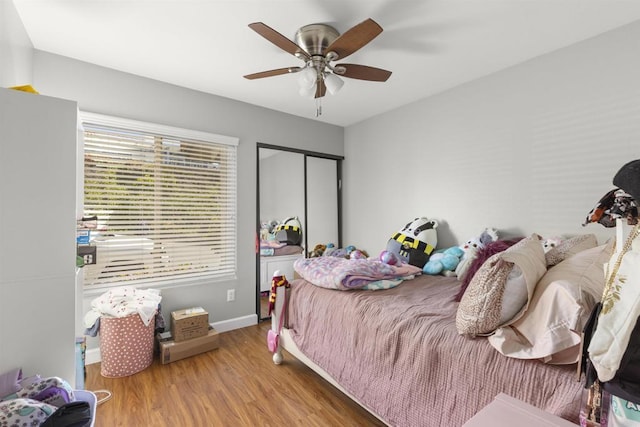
[86,321,386,426]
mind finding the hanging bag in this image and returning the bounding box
[588,224,640,384]
[580,224,640,426]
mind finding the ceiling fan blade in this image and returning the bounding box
[243,67,301,80]
[248,22,310,61]
[315,79,327,98]
[337,64,392,82]
[323,18,383,60]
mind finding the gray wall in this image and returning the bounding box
[343,21,640,255]
[31,51,343,354]
[0,0,33,87]
[0,88,78,384]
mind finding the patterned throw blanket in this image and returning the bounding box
[293,256,422,290]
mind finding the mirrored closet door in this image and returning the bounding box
[256,144,342,320]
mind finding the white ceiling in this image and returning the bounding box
[12,0,640,127]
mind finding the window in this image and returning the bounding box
[80,113,238,289]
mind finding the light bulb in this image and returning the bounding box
[324,72,344,95]
[298,66,317,88]
[299,82,317,98]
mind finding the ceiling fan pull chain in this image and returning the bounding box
[315,98,322,117]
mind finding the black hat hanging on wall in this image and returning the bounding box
[614,160,640,202]
[583,160,640,228]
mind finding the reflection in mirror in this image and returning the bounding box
[259,149,305,231]
[257,145,342,321]
[258,149,304,320]
[306,157,339,251]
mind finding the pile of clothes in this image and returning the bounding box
[0,368,91,426]
[83,287,164,337]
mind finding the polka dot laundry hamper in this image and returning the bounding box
[100,313,155,378]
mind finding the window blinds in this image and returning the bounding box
[81,115,237,288]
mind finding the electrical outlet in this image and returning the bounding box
[226,289,235,302]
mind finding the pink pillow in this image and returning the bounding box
[455,238,523,302]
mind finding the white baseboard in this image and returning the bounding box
[85,314,258,365]
[209,314,257,333]
[86,348,102,366]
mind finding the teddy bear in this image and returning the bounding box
[454,227,499,281]
[309,244,326,257]
[386,217,439,268]
[422,246,465,276]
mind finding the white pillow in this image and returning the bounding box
[500,266,528,325]
[488,242,613,364]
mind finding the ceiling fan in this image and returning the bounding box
[244,18,392,103]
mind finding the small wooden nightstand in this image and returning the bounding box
[463,393,578,426]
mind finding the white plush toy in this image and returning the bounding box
[542,236,562,253]
[454,228,499,281]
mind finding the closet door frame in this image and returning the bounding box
[256,143,343,320]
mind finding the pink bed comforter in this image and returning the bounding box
[286,274,583,427]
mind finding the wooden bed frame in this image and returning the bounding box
[270,285,388,425]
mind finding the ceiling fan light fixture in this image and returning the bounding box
[299,82,317,98]
[298,66,317,88]
[324,72,344,95]
[246,19,389,114]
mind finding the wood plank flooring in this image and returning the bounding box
[85,321,386,426]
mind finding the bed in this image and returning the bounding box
[270,257,592,426]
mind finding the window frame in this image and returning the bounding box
[79,111,239,294]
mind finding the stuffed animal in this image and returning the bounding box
[309,244,326,257]
[454,228,499,281]
[386,217,438,268]
[275,216,302,245]
[423,246,465,276]
[259,220,278,241]
[329,247,350,258]
[320,244,369,259]
[323,243,337,257]
[542,236,562,253]
[334,245,356,258]
[350,249,368,260]
[379,250,401,265]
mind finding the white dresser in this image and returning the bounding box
[260,254,303,292]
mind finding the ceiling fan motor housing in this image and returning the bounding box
[294,24,339,57]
